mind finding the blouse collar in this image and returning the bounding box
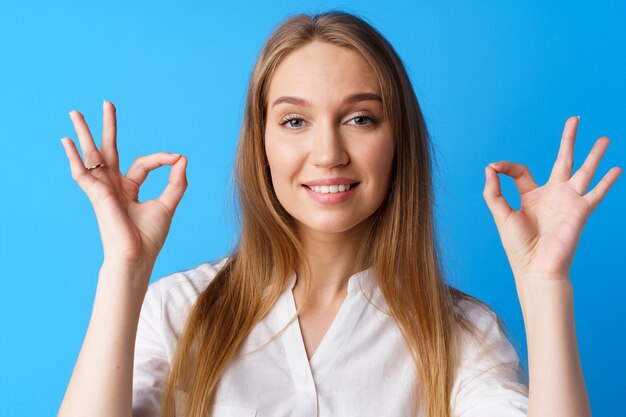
[285,266,376,297]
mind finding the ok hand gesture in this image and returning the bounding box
[483,116,621,283]
[61,101,188,271]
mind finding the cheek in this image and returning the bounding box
[264,140,302,186]
[360,137,395,181]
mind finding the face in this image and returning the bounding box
[264,40,395,241]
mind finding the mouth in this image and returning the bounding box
[301,182,361,194]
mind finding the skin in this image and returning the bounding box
[483,116,621,417]
[264,40,394,356]
[57,42,621,417]
[58,102,187,416]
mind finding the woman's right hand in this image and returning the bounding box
[61,100,188,272]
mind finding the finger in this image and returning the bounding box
[125,152,183,187]
[569,136,610,195]
[156,156,188,215]
[60,137,98,192]
[101,100,120,172]
[548,116,579,183]
[483,165,514,228]
[69,110,104,167]
[583,166,622,211]
[487,161,538,195]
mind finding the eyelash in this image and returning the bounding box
[279,112,378,129]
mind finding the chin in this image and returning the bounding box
[294,213,370,236]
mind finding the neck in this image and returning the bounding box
[294,221,368,299]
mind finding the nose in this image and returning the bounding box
[310,121,349,168]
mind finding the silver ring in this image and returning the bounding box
[86,163,107,170]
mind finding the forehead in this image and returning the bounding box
[267,40,380,105]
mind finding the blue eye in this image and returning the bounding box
[280,115,305,128]
[349,114,377,126]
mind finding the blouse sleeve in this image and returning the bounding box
[132,280,169,417]
[451,301,529,417]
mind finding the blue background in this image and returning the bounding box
[1,1,624,415]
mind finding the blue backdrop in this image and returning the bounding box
[1,1,624,415]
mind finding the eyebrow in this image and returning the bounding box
[271,92,382,108]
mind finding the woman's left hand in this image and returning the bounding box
[483,116,621,282]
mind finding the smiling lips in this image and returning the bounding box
[302,176,359,186]
[301,177,360,203]
[306,183,353,193]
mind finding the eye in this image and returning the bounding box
[348,113,378,126]
[279,114,305,129]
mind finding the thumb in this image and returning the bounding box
[482,165,514,228]
[156,155,188,215]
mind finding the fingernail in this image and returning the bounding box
[488,162,497,167]
[576,115,580,119]
[170,153,181,158]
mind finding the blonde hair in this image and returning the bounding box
[162,10,522,417]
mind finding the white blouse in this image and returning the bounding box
[132,257,529,417]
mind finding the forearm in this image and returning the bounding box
[516,277,591,417]
[58,262,152,417]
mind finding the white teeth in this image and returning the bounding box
[308,183,352,193]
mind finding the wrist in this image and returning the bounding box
[98,260,153,292]
[514,276,574,317]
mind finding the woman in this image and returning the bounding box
[57,11,620,417]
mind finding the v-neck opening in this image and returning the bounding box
[292,288,348,365]
[283,268,374,382]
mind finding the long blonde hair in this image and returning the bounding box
[162,10,520,417]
